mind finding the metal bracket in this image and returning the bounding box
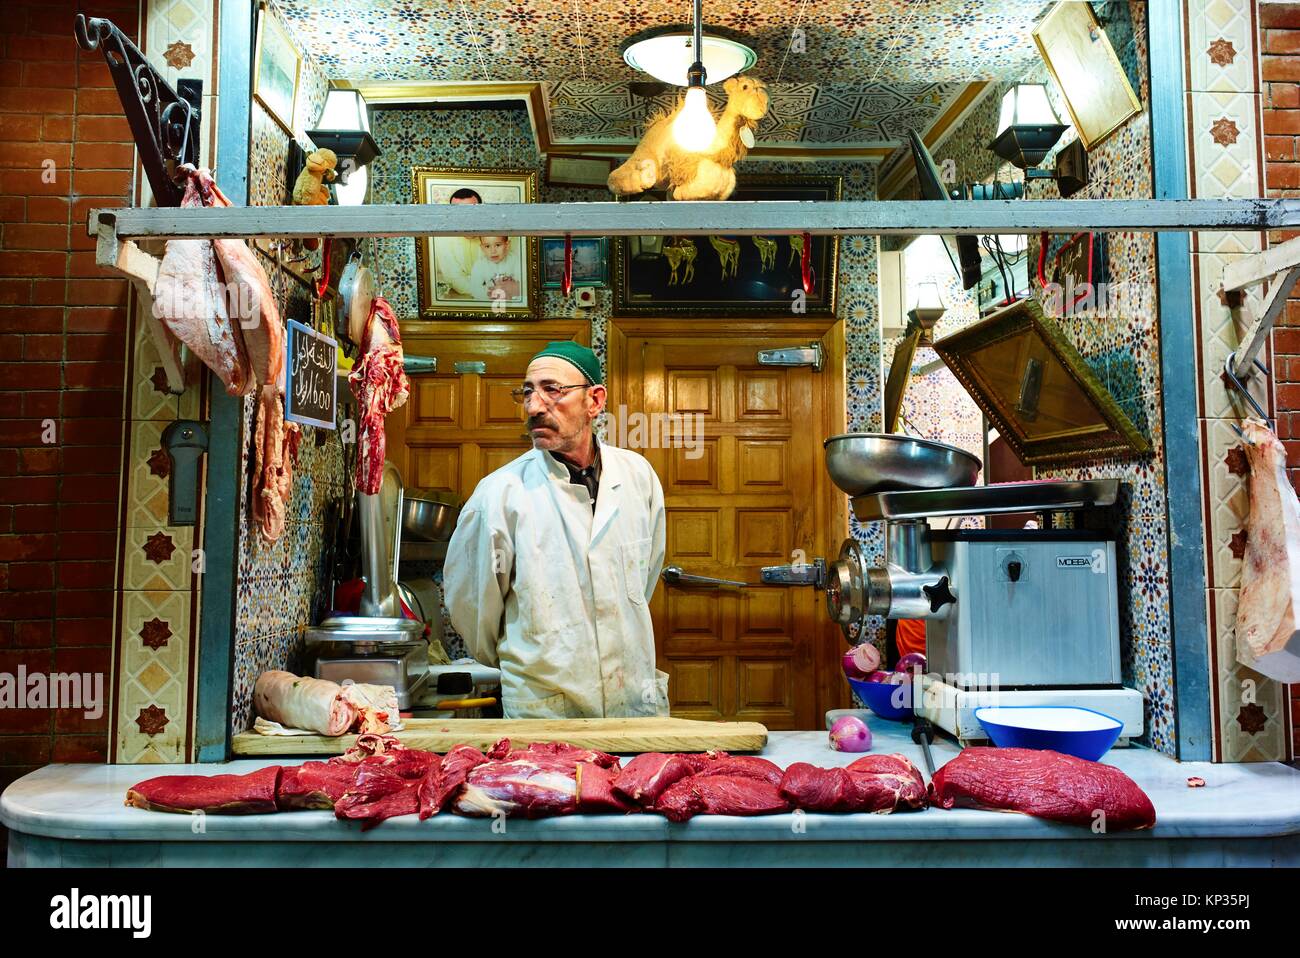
[74,15,198,209]
[757,342,823,371]
[760,558,826,587]
[1221,234,1300,381]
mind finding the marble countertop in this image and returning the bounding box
[5,722,1300,844]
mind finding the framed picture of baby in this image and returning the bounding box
[412,167,540,320]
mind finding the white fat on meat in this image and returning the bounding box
[1235,418,1300,681]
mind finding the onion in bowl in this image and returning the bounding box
[896,652,927,675]
[829,715,872,752]
[841,643,881,680]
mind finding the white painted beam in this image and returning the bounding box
[89,198,1300,241]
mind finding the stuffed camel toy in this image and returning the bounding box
[607,75,769,202]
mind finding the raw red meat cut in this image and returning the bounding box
[333,747,440,829]
[613,752,694,805]
[692,754,783,786]
[251,383,301,542]
[348,296,409,495]
[928,747,1156,831]
[125,766,281,814]
[779,753,927,813]
[1235,418,1300,681]
[454,756,580,818]
[418,744,487,818]
[277,761,361,810]
[656,774,791,822]
[576,762,637,814]
[499,739,620,769]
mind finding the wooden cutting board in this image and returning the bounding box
[231,717,769,756]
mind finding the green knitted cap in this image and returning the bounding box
[529,341,602,385]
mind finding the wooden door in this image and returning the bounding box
[386,321,588,500]
[608,320,848,730]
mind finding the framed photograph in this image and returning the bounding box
[540,237,608,289]
[1032,1,1141,150]
[252,3,301,136]
[412,167,540,320]
[612,175,841,317]
[545,154,617,189]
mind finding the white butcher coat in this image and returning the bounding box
[443,443,670,719]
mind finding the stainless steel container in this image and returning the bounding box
[400,490,461,542]
[823,433,982,497]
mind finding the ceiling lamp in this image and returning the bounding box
[988,83,1068,170]
[308,88,381,205]
[621,26,756,87]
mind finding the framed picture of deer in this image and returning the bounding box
[611,174,842,317]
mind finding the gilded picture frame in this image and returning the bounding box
[1032,1,1142,151]
[252,3,301,137]
[412,167,540,320]
[933,298,1150,466]
[611,174,841,317]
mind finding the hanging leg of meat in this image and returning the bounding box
[151,172,252,396]
[251,384,299,542]
[190,168,285,388]
[348,297,409,495]
[1235,418,1300,681]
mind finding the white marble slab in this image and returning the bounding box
[5,725,1300,846]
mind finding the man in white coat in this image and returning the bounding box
[443,341,670,719]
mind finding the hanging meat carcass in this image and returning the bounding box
[1235,418,1300,681]
[187,168,285,389]
[348,296,409,495]
[152,169,253,395]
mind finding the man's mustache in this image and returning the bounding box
[527,415,558,430]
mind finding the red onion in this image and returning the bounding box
[866,670,892,684]
[829,715,872,752]
[896,652,927,675]
[841,643,881,680]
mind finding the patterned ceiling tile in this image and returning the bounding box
[278,0,1050,148]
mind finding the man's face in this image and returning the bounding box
[522,357,605,454]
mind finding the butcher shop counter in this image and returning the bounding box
[6,723,1300,867]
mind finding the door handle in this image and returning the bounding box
[661,565,748,589]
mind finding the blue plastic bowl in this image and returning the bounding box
[848,677,914,721]
[974,706,1123,762]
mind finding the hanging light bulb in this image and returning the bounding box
[671,0,716,152]
[673,83,716,152]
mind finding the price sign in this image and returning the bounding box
[285,319,337,429]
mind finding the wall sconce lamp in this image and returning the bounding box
[307,89,381,205]
[988,83,1088,198]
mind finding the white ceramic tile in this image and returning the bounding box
[1188,91,1261,200]
[1195,252,1271,420]
[1201,417,1252,589]
[1211,587,1289,762]
[1187,0,1260,95]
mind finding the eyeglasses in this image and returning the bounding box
[510,383,591,405]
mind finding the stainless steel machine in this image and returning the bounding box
[765,433,1144,746]
[307,461,428,708]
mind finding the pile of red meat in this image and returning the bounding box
[126,738,1158,832]
[125,736,928,829]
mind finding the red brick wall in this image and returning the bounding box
[1261,2,1300,756]
[0,0,140,856]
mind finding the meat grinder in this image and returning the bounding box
[764,434,1145,746]
[307,460,428,708]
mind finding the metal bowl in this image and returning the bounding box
[823,433,982,497]
[400,490,462,542]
